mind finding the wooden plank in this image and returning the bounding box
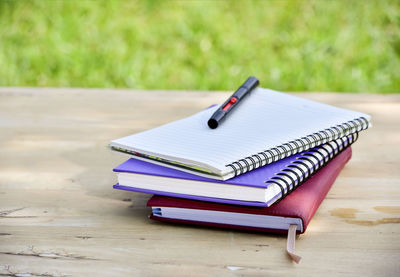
[0,88,399,276]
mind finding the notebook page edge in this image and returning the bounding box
[109,141,225,176]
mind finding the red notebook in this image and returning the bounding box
[147,146,352,235]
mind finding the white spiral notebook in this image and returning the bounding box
[110,88,370,180]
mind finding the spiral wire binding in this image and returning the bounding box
[264,132,359,203]
[226,116,368,177]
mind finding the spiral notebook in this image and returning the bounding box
[110,88,370,180]
[113,133,357,206]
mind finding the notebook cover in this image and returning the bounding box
[113,149,308,189]
[147,147,352,234]
[111,88,370,181]
[113,136,353,206]
[113,149,303,206]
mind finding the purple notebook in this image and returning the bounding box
[113,134,357,206]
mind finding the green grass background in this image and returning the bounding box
[1,0,399,92]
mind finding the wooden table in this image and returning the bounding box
[0,88,399,276]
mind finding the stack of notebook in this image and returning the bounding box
[110,87,371,262]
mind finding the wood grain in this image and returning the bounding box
[0,88,399,277]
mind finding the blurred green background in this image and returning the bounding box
[1,0,399,93]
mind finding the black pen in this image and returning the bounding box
[208,76,259,129]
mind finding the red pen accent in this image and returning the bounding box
[222,97,237,111]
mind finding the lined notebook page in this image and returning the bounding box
[111,88,370,174]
